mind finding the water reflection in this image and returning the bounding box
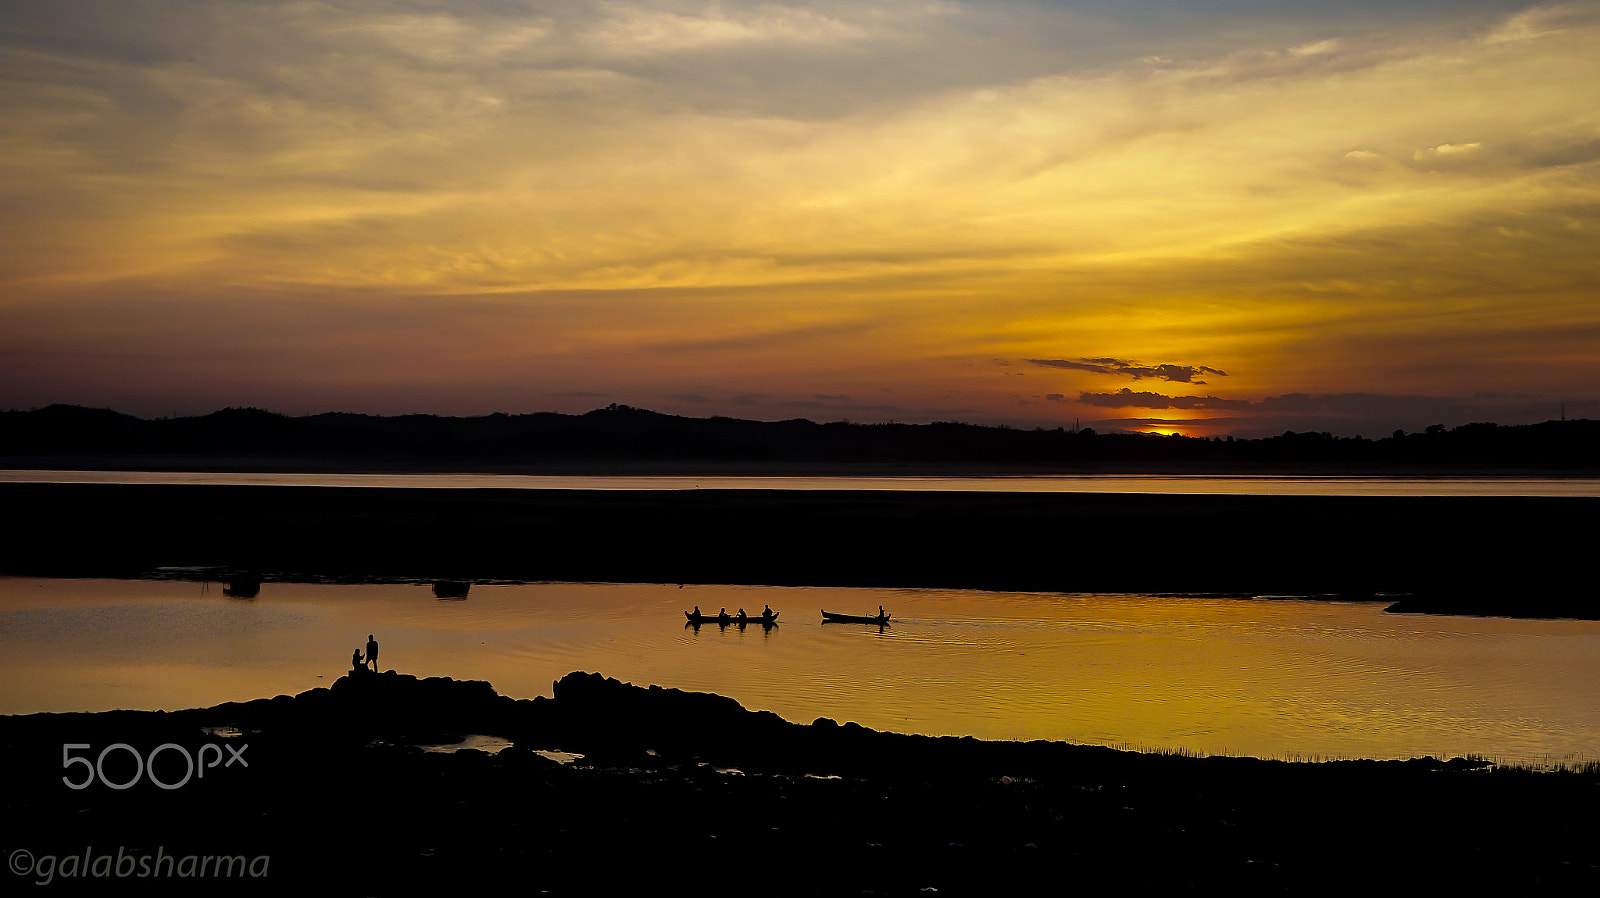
[4,577,1600,765]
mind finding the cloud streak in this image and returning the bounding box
[1029,359,1229,383]
[1,1,1596,432]
[1078,389,1252,410]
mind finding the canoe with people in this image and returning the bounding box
[820,606,891,625]
[685,605,779,626]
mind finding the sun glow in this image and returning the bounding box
[1,2,1597,432]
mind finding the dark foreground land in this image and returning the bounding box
[2,671,1598,895]
[2,482,1595,617]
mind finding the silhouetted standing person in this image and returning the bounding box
[366,634,379,672]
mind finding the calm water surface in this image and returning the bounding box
[3,470,1598,496]
[4,577,1599,766]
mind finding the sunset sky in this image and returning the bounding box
[2,0,1596,436]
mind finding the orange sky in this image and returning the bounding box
[2,1,1597,436]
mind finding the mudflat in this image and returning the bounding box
[3,671,1597,894]
[1,482,1593,616]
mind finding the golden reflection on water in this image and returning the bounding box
[5,577,1600,764]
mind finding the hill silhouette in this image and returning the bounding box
[3,403,1597,471]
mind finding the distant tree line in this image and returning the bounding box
[1,403,1596,469]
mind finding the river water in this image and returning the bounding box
[4,577,1598,767]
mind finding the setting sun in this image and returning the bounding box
[1,1,1596,435]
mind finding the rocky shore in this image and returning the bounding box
[4,671,1599,894]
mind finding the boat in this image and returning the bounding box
[685,610,732,625]
[685,609,779,626]
[820,610,891,625]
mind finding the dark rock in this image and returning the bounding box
[5,670,1600,894]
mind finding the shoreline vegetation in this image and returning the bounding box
[4,403,1599,473]
[4,671,1598,893]
[2,482,1594,619]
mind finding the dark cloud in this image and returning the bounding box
[1525,137,1600,169]
[1027,358,1228,383]
[1078,389,1253,410]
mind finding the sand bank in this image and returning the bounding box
[2,482,1593,616]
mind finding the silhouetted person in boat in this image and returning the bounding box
[878,605,885,618]
[763,604,774,619]
[737,607,747,619]
[366,634,379,672]
[719,607,729,620]
[693,606,701,616]
[351,648,364,672]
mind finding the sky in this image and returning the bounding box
[1,0,1596,437]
